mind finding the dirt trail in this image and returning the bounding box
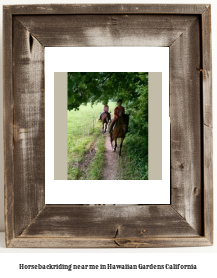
[77,144,97,179]
[101,132,120,180]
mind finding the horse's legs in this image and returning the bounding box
[114,137,117,152]
[119,138,124,157]
[110,133,113,148]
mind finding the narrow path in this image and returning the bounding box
[101,132,120,180]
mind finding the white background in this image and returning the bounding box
[45,47,170,204]
[0,0,216,277]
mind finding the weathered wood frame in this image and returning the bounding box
[3,4,212,248]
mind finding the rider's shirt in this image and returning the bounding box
[114,106,125,119]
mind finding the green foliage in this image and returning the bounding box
[120,134,148,180]
[68,72,148,110]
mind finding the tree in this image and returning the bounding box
[68,72,148,109]
[68,72,148,137]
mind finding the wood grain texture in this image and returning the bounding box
[3,7,14,247]
[202,6,212,129]
[204,125,213,243]
[12,17,45,237]
[20,205,198,238]
[8,237,212,248]
[16,15,197,47]
[170,17,202,234]
[201,6,213,245]
[4,4,207,15]
[3,4,213,248]
[202,6,213,242]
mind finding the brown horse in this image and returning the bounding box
[101,112,111,134]
[110,114,129,157]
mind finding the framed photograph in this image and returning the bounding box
[45,48,170,205]
[3,4,212,247]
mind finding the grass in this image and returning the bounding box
[67,102,115,180]
[86,135,106,180]
[117,134,148,180]
[67,101,148,180]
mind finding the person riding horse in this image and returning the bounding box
[109,99,128,133]
[109,99,129,156]
[99,103,110,120]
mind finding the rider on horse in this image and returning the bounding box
[109,99,127,133]
[99,103,109,120]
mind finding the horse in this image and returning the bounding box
[101,112,111,134]
[110,114,129,157]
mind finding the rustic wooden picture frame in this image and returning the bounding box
[3,4,212,248]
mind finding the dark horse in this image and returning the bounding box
[101,112,111,134]
[110,114,129,157]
